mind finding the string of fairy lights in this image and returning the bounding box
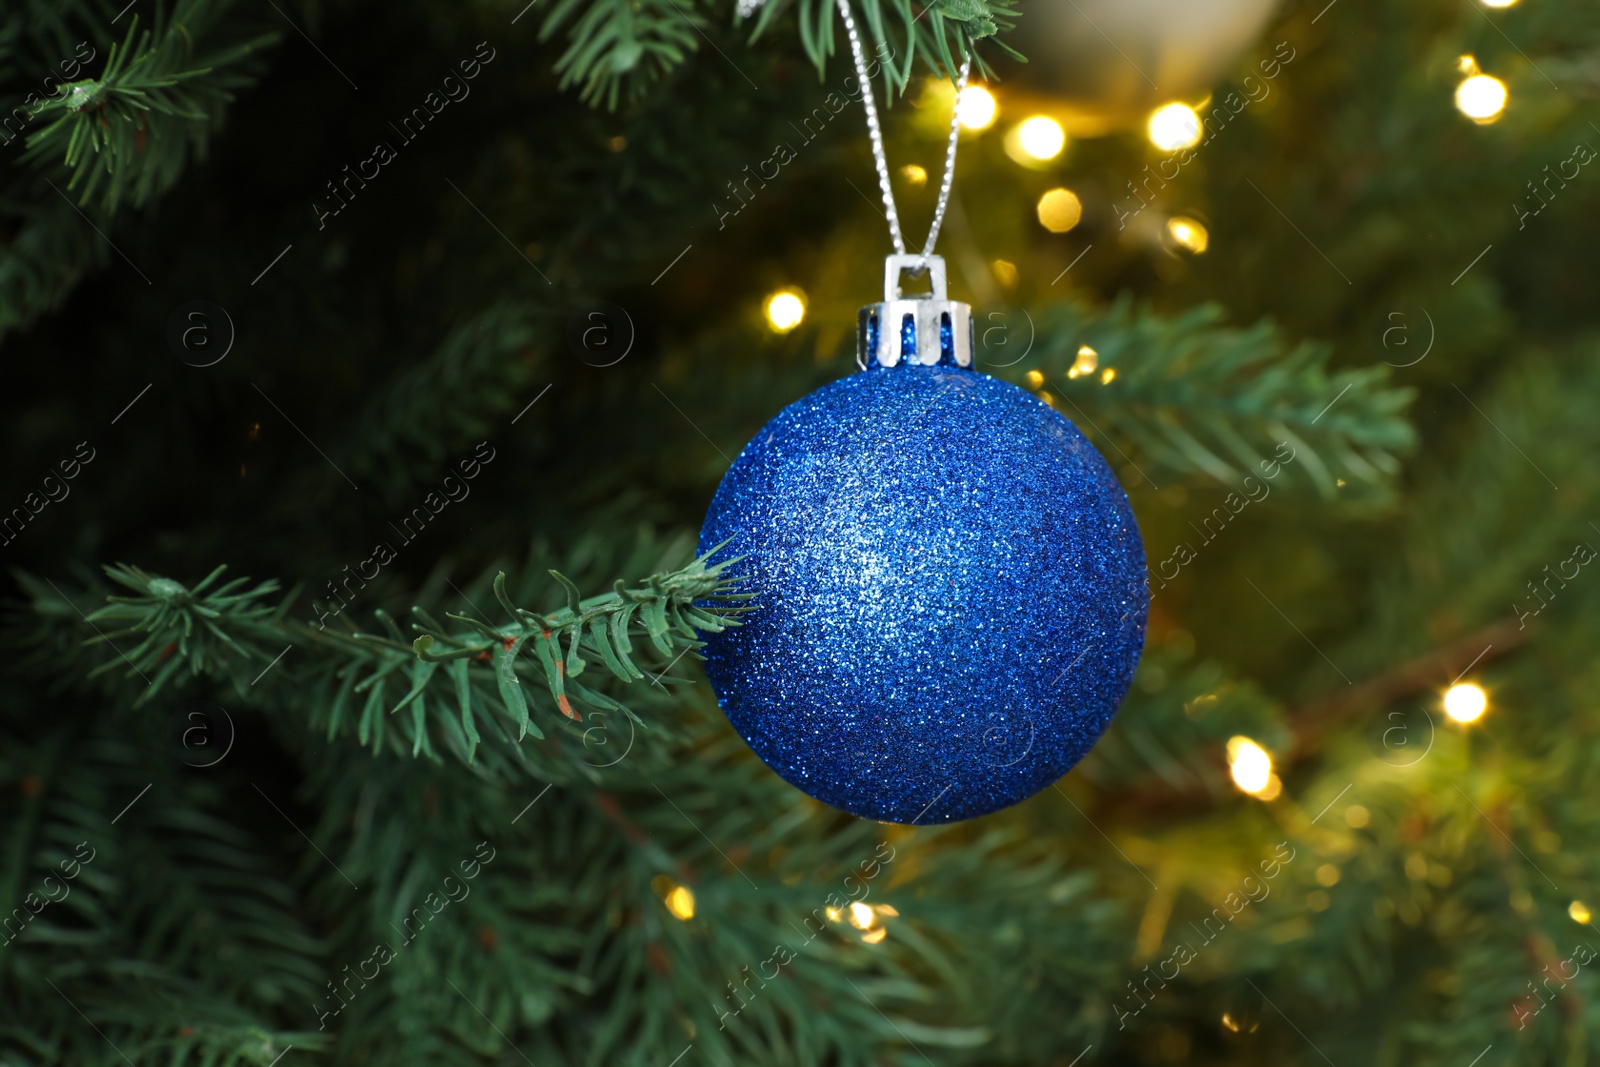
[758,12,1516,334]
[1225,682,1490,803]
[1222,678,1600,943]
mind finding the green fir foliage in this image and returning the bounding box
[3,0,1599,1063]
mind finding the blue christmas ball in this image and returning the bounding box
[698,364,1147,824]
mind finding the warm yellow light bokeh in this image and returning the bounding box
[1456,74,1508,122]
[1036,188,1083,233]
[1016,116,1065,160]
[1068,345,1098,379]
[765,289,805,332]
[1226,736,1273,795]
[1168,216,1210,253]
[848,902,875,929]
[1222,1011,1259,1033]
[1148,103,1203,151]
[1571,900,1593,924]
[901,163,928,187]
[956,86,997,130]
[1443,682,1488,723]
[665,885,695,920]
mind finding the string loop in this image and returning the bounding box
[835,0,970,260]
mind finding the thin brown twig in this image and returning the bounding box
[1096,618,1534,821]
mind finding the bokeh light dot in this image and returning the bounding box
[956,86,997,130]
[1444,682,1488,722]
[765,290,806,332]
[1456,74,1508,122]
[1016,116,1065,159]
[1148,103,1203,151]
[1036,188,1083,233]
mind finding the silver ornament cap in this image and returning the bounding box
[857,254,974,370]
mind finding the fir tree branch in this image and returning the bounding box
[20,1,276,211]
[0,1,274,343]
[763,0,1019,86]
[540,0,1014,109]
[1006,297,1418,501]
[0,727,328,1064]
[332,302,545,505]
[0,198,109,343]
[20,551,746,765]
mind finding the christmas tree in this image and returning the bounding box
[3,0,1596,1063]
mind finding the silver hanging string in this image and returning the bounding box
[922,55,969,255]
[835,0,971,259]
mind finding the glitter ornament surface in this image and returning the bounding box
[699,364,1147,824]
